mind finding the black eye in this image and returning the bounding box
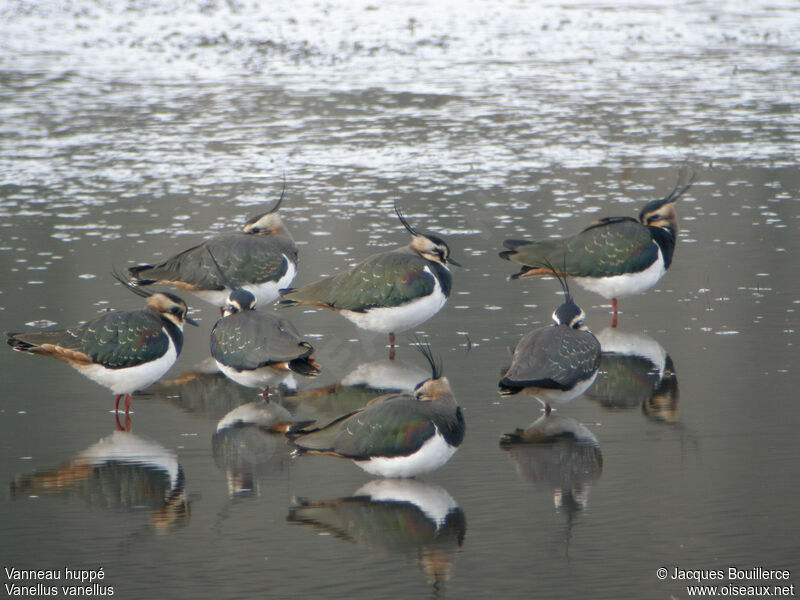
[171,307,181,315]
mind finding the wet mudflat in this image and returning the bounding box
[1,1,799,598]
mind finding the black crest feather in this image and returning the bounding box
[412,335,442,380]
[395,205,419,236]
[112,267,152,299]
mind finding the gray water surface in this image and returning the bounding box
[1,1,799,598]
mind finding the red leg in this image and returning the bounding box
[116,412,131,431]
[124,394,131,414]
[611,298,618,328]
[388,332,396,361]
[262,386,270,401]
[115,394,123,413]
[545,403,552,416]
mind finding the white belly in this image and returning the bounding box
[529,371,598,406]
[340,268,447,334]
[355,429,458,478]
[574,247,666,300]
[216,362,297,391]
[74,331,178,395]
[594,328,668,377]
[192,256,297,307]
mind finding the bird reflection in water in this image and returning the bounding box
[10,428,188,533]
[585,327,679,422]
[290,358,429,421]
[501,413,602,554]
[288,478,465,594]
[213,400,314,498]
[140,358,270,420]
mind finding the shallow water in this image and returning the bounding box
[1,1,799,598]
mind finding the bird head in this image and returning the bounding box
[412,340,457,404]
[552,300,588,331]
[223,288,257,316]
[242,180,289,235]
[638,169,694,233]
[396,207,460,267]
[112,269,199,328]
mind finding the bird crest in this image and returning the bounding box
[206,247,256,313]
[395,206,460,267]
[242,176,289,234]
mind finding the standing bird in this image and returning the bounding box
[128,183,297,309]
[290,343,465,478]
[207,248,320,399]
[500,171,693,327]
[280,208,459,358]
[6,272,198,414]
[499,278,601,414]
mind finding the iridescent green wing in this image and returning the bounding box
[296,394,435,459]
[142,233,295,290]
[210,311,308,370]
[505,327,600,389]
[65,310,170,369]
[289,251,436,311]
[507,218,657,277]
[586,353,661,408]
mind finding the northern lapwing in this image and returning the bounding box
[288,479,465,586]
[128,182,297,309]
[500,171,694,327]
[291,358,431,421]
[500,413,602,521]
[280,208,459,358]
[5,272,198,415]
[11,429,188,531]
[210,287,320,398]
[499,276,601,414]
[207,247,320,398]
[214,399,315,497]
[586,327,679,412]
[290,343,465,478]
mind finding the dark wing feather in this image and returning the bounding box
[131,233,296,290]
[501,218,657,278]
[210,311,311,370]
[10,310,170,369]
[585,353,661,408]
[501,327,600,390]
[282,250,436,312]
[293,394,436,460]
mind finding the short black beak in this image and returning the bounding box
[185,316,200,327]
[447,257,461,267]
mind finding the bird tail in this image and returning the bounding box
[288,357,321,378]
[127,264,158,285]
[499,239,567,279]
[268,419,317,434]
[498,377,523,396]
[6,330,62,354]
[278,287,300,306]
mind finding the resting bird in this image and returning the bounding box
[129,182,297,309]
[290,343,464,478]
[211,288,320,398]
[6,272,198,414]
[280,208,459,358]
[499,278,601,414]
[207,247,320,398]
[500,171,693,326]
